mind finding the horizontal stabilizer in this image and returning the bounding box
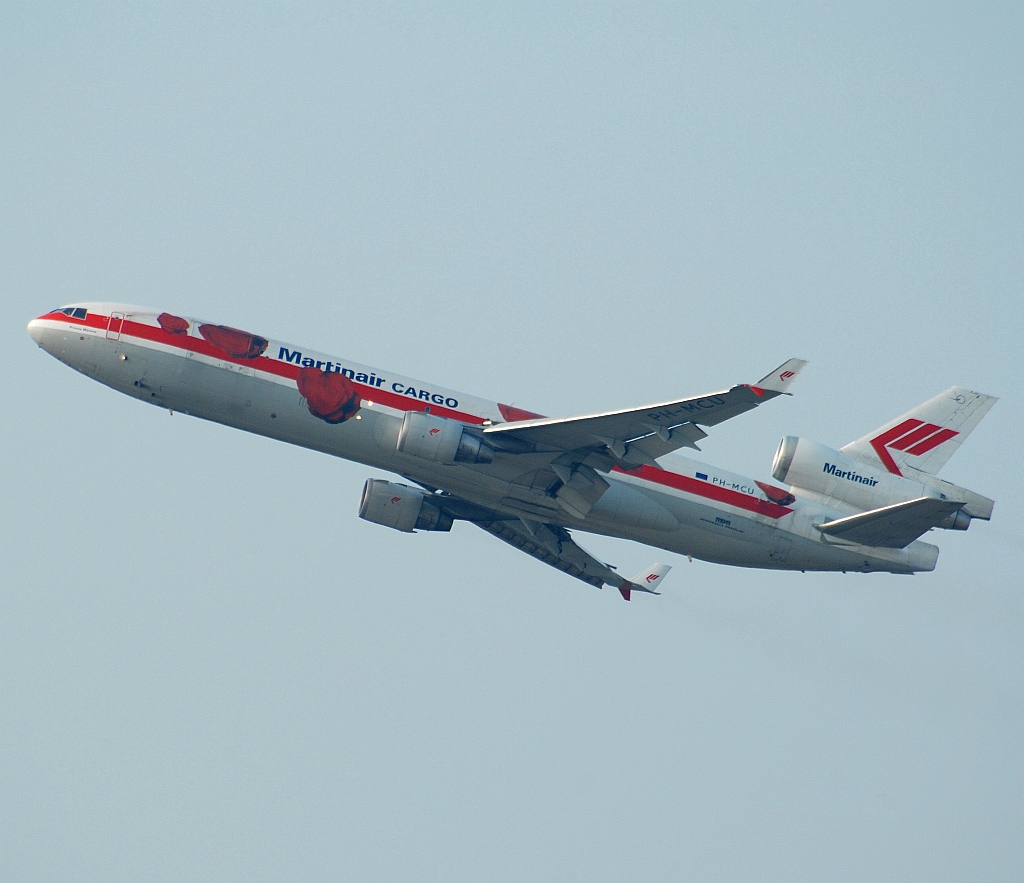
[818,497,964,549]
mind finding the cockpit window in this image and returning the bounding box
[54,307,88,319]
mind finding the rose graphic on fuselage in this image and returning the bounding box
[157,313,190,334]
[754,480,797,507]
[296,367,361,424]
[198,324,269,359]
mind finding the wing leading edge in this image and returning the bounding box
[484,358,806,469]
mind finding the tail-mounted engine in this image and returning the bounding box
[772,436,989,528]
[772,436,908,510]
[358,479,454,533]
[396,411,494,465]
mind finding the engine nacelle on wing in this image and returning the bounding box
[771,436,926,511]
[358,479,454,533]
[397,411,494,465]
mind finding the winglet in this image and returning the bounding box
[754,358,808,395]
[618,563,671,600]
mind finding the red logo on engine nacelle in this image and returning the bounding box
[429,427,441,436]
[390,496,402,504]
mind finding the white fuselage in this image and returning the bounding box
[28,304,939,574]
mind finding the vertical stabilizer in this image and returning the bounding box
[841,387,996,476]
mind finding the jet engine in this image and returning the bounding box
[396,411,494,465]
[772,436,927,511]
[358,479,454,533]
[771,436,981,530]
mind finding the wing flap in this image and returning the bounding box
[484,358,806,466]
[818,497,963,548]
[472,518,668,600]
[474,519,616,588]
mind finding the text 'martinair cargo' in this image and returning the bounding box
[277,347,460,409]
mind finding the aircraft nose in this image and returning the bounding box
[27,317,47,345]
[28,315,64,356]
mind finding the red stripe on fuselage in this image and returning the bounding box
[42,310,487,425]
[41,309,794,519]
[42,309,111,332]
[614,465,793,519]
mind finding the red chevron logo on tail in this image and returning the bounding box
[870,419,959,475]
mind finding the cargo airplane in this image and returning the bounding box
[29,305,996,600]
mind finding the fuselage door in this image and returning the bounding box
[185,319,203,358]
[106,312,125,340]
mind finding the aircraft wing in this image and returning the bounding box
[471,517,669,600]
[818,497,964,548]
[484,358,806,468]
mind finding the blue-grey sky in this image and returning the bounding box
[2,4,1021,881]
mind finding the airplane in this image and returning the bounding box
[28,304,996,600]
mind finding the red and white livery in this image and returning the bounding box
[29,304,996,599]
